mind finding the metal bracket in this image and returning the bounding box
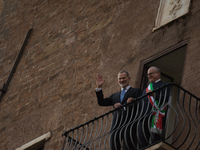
[0,28,33,102]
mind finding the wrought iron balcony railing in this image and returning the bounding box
[62,83,200,150]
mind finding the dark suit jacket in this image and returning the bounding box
[96,87,142,130]
[141,80,170,115]
[139,80,171,137]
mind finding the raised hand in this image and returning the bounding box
[96,74,105,88]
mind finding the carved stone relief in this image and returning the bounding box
[153,0,191,31]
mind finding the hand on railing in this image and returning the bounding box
[146,90,155,97]
[114,103,122,108]
[127,97,135,103]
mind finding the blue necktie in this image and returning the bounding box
[120,88,126,102]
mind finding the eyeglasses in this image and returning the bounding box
[146,72,157,77]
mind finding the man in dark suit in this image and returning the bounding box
[95,71,141,150]
[138,66,171,149]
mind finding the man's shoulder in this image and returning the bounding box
[112,87,141,95]
[155,80,165,84]
[128,87,142,95]
[154,81,169,89]
[158,80,169,85]
[129,87,141,91]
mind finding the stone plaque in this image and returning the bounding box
[153,0,191,31]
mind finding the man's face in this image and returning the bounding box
[147,67,160,83]
[118,72,130,88]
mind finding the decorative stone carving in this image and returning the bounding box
[153,0,191,32]
[169,0,182,19]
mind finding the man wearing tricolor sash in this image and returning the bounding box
[138,66,170,149]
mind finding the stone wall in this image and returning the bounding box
[0,0,199,149]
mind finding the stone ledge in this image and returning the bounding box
[16,132,51,150]
[145,142,176,150]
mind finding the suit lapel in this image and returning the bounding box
[116,91,121,102]
[153,80,163,89]
[121,87,132,103]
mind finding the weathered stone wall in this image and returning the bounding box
[0,0,199,149]
[0,0,3,14]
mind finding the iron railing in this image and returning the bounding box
[62,83,200,150]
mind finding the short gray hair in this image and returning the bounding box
[118,70,130,77]
[150,66,161,73]
[150,66,161,75]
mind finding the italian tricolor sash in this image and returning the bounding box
[146,83,166,134]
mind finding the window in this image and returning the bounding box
[139,39,189,90]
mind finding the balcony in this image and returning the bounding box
[61,83,200,150]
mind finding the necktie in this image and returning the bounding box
[120,88,126,102]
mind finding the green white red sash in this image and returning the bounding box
[146,83,166,134]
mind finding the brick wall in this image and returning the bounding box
[0,0,199,149]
